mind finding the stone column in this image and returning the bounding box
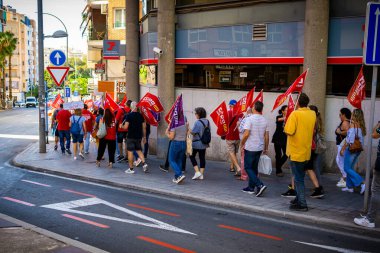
[303,0,329,117]
[157,0,176,158]
[125,0,140,101]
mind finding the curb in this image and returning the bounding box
[11,156,380,239]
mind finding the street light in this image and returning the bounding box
[41,13,69,59]
[45,30,68,39]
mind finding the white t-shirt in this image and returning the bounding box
[243,114,268,151]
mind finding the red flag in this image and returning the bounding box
[119,95,127,108]
[84,99,94,109]
[210,101,229,137]
[140,106,159,126]
[137,92,164,113]
[104,93,119,112]
[272,69,308,112]
[245,88,255,111]
[165,95,181,124]
[285,95,295,123]
[233,96,246,116]
[252,89,263,105]
[51,94,64,109]
[347,67,366,109]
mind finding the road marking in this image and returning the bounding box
[62,214,110,228]
[21,180,51,187]
[2,197,35,207]
[127,203,180,217]
[41,197,195,235]
[218,224,283,241]
[62,189,97,198]
[293,241,371,253]
[137,236,196,253]
[0,134,54,140]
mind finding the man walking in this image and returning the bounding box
[120,101,148,174]
[240,101,269,197]
[284,93,316,211]
[56,103,72,155]
[115,100,131,162]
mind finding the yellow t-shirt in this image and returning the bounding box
[284,107,316,162]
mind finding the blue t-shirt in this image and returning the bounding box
[70,115,86,135]
[192,118,210,150]
[346,127,364,145]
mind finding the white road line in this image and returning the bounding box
[21,180,51,187]
[293,240,371,253]
[0,134,54,140]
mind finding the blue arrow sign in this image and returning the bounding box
[49,50,66,66]
[364,2,380,65]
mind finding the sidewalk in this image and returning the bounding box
[12,142,380,236]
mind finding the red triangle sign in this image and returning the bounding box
[47,66,69,86]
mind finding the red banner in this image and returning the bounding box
[347,67,366,109]
[252,89,263,105]
[84,99,94,109]
[51,94,64,109]
[165,95,181,124]
[137,92,164,113]
[140,106,159,126]
[120,95,127,107]
[210,101,229,136]
[104,93,119,112]
[285,95,295,123]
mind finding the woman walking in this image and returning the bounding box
[272,105,288,177]
[96,108,117,168]
[190,107,210,180]
[340,109,366,194]
[335,108,351,187]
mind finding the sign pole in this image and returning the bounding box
[364,66,378,212]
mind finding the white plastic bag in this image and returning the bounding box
[258,155,272,175]
[97,122,107,139]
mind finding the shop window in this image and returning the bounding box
[188,29,207,44]
[267,23,283,44]
[218,27,232,42]
[233,26,251,43]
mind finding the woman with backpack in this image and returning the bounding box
[96,108,117,168]
[189,107,211,180]
[69,108,87,160]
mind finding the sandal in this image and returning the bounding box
[229,168,236,173]
[96,161,100,167]
[108,162,113,168]
[234,171,241,177]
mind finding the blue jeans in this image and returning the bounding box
[244,150,263,189]
[59,130,71,152]
[343,149,363,188]
[169,140,186,179]
[290,160,307,207]
[84,132,91,153]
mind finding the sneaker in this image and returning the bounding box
[336,178,346,188]
[310,187,324,199]
[125,168,135,174]
[84,151,89,154]
[276,172,284,177]
[79,153,85,159]
[256,185,267,197]
[354,216,375,228]
[360,184,366,195]
[289,204,308,212]
[134,158,142,167]
[54,145,58,151]
[66,149,72,155]
[62,150,65,155]
[199,174,204,180]
[173,175,186,184]
[342,187,354,193]
[117,156,125,163]
[242,187,255,194]
[74,156,77,160]
[290,198,297,206]
[159,165,169,172]
[142,163,148,173]
[192,171,202,180]
[281,189,297,198]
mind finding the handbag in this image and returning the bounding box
[315,133,327,154]
[258,155,272,175]
[186,134,193,156]
[96,122,107,139]
[349,128,363,153]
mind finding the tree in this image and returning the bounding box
[1,32,18,101]
[0,32,7,106]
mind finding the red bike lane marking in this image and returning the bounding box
[62,189,96,198]
[137,236,196,253]
[218,224,283,241]
[2,197,35,207]
[127,203,180,217]
[62,214,109,228]
[21,180,51,187]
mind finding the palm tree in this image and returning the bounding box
[0,32,7,107]
[2,31,18,103]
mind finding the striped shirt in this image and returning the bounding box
[243,114,268,151]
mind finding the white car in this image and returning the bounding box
[25,97,37,108]
[14,101,26,107]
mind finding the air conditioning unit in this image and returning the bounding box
[252,24,267,41]
[101,4,108,14]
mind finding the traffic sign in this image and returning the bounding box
[364,2,380,65]
[49,50,66,66]
[65,87,71,98]
[47,66,69,86]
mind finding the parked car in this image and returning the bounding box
[25,97,37,108]
[14,101,26,107]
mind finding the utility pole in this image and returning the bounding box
[37,0,46,153]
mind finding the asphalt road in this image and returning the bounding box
[0,108,379,253]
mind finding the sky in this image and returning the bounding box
[4,0,88,53]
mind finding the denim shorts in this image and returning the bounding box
[72,134,84,143]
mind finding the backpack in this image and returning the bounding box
[70,116,82,135]
[198,119,211,145]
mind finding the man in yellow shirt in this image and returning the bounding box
[284,93,316,211]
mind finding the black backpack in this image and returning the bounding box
[198,120,211,145]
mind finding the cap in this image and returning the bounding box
[229,99,237,106]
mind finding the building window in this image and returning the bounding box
[267,23,283,44]
[188,29,207,44]
[233,26,251,43]
[114,8,126,28]
[218,27,232,42]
